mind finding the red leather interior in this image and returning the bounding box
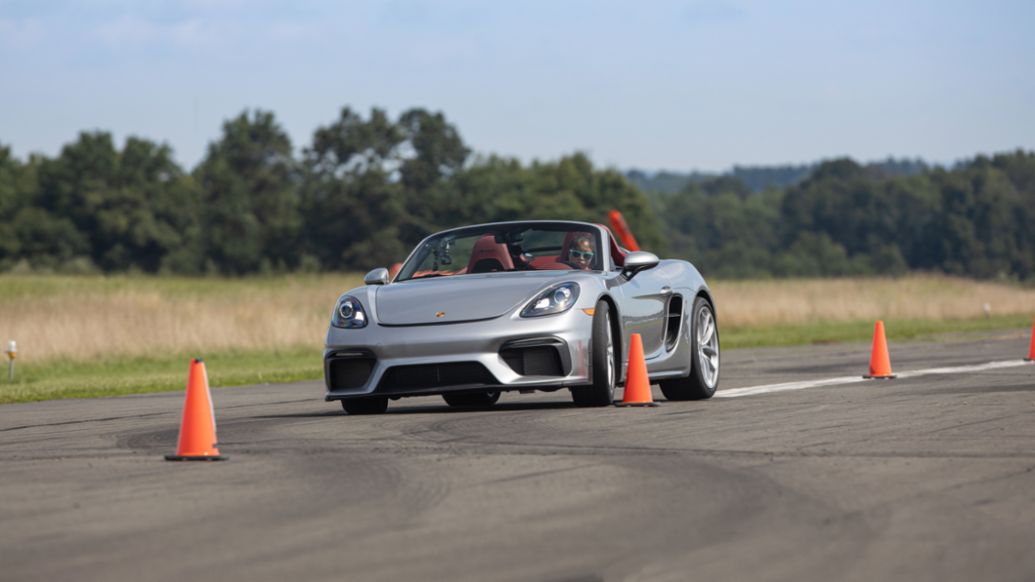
[606,229,627,267]
[529,256,562,269]
[592,225,628,266]
[462,229,627,273]
[467,235,515,273]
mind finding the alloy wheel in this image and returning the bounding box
[696,307,719,388]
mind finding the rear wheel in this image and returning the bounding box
[442,391,501,408]
[341,396,389,415]
[571,300,617,407]
[660,296,719,400]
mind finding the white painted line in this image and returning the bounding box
[715,376,865,398]
[894,359,1031,379]
[715,359,1033,399]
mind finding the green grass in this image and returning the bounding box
[0,345,322,405]
[722,314,1031,349]
[0,315,1029,405]
[3,273,1032,404]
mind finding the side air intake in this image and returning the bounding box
[664,296,684,352]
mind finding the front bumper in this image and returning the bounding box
[323,308,593,400]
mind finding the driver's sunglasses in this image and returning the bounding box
[570,250,594,260]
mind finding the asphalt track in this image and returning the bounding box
[1,332,1034,582]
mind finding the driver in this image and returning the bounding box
[567,235,596,270]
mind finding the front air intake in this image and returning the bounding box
[501,346,564,376]
[500,337,569,377]
[377,362,498,393]
[327,353,376,390]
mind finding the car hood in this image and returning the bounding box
[375,271,576,325]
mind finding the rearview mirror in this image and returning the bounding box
[364,268,390,286]
[622,251,659,279]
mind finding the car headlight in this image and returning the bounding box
[520,282,580,317]
[331,296,368,328]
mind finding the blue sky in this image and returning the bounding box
[1,0,1032,171]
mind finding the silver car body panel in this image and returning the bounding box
[323,221,713,401]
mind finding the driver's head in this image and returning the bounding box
[569,235,595,270]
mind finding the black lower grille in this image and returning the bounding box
[377,362,497,393]
[327,357,376,390]
[501,346,564,376]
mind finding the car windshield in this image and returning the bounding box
[395,223,604,281]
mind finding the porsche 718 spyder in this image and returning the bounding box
[323,220,719,414]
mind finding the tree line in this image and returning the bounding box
[0,107,1032,280]
[652,152,1035,279]
[0,108,661,275]
[627,157,929,194]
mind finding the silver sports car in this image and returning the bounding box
[323,220,719,414]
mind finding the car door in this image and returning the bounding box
[612,268,670,359]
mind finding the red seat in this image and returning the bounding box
[467,235,515,273]
[603,227,627,267]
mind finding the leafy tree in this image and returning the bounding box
[94,138,199,272]
[14,132,199,272]
[8,207,90,270]
[2,107,1033,281]
[660,178,780,277]
[32,132,117,270]
[194,110,300,273]
[443,153,665,254]
[300,107,409,270]
[397,108,470,192]
[0,145,25,266]
[395,108,472,240]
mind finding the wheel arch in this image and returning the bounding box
[694,288,717,325]
[596,293,624,383]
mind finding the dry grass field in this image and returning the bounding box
[0,274,362,363]
[0,273,1031,403]
[1,273,1032,364]
[711,276,1035,327]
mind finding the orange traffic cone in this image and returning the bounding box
[616,333,658,407]
[1025,317,1035,362]
[608,209,641,251]
[165,358,227,461]
[863,320,896,379]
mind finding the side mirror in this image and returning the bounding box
[622,251,659,279]
[364,268,390,286]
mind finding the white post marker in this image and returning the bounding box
[5,340,15,382]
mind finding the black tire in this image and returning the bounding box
[660,296,719,400]
[442,391,501,408]
[341,396,389,415]
[571,300,617,407]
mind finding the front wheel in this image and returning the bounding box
[442,391,501,408]
[571,300,617,407]
[341,396,389,415]
[660,296,719,400]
